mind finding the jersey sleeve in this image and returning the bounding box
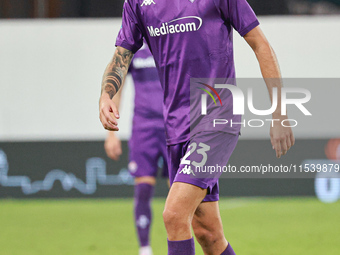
[115,0,143,53]
[217,0,259,37]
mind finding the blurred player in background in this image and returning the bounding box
[104,42,167,255]
[100,0,294,254]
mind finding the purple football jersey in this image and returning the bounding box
[116,0,259,145]
[129,43,164,130]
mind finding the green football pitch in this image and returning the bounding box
[0,198,339,255]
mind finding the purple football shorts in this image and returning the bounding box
[167,131,239,202]
[128,127,168,178]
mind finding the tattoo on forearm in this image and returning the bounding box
[101,47,133,99]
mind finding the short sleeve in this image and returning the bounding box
[115,0,143,53]
[217,0,259,37]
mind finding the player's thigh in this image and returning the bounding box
[164,182,207,219]
[192,201,224,233]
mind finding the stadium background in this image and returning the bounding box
[0,1,340,254]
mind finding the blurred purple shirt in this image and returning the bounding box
[129,43,164,130]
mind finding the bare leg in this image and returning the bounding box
[163,182,207,241]
[192,201,228,255]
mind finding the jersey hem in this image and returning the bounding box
[166,130,239,146]
[173,179,209,190]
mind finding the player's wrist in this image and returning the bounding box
[108,131,118,138]
[100,92,111,101]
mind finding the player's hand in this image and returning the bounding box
[104,132,122,161]
[99,93,120,131]
[270,116,295,158]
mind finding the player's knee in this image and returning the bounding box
[193,225,223,247]
[162,208,178,226]
[162,208,190,230]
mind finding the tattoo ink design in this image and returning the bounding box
[101,47,133,99]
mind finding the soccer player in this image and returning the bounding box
[104,42,167,255]
[99,0,295,254]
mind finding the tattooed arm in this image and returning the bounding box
[101,47,133,98]
[99,46,134,131]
